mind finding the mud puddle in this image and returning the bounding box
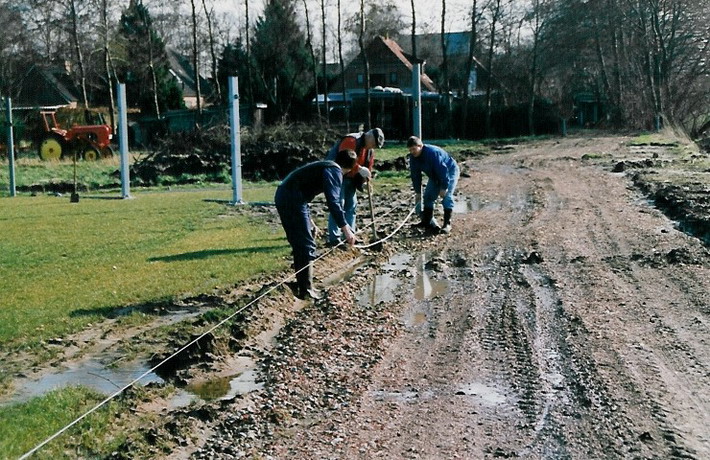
[1,356,164,407]
[357,253,450,307]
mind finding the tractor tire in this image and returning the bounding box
[38,135,64,161]
[82,145,101,161]
[100,145,115,159]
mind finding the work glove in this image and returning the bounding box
[358,166,371,181]
[439,188,447,199]
[415,192,422,217]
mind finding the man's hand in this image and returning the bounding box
[358,166,371,181]
[439,189,447,199]
[341,225,356,246]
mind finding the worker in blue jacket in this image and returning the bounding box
[407,136,460,234]
[275,149,357,299]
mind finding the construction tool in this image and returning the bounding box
[367,181,383,250]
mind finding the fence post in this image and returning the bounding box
[412,63,422,139]
[5,97,16,197]
[117,84,131,199]
[228,76,243,205]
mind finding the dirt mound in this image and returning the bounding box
[129,123,342,185]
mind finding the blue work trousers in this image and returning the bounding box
[327,176,357,244]
[423,163,460,211]
[275,187,316,272]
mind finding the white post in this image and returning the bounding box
[5,98,16,197]
[412,63,422,138]
[117,84,131,199]
[228,76,243,205]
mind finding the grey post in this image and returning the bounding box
[117,83,131,198]
[228,76,243,205]
[412,63,422,138]
[5,97,16,197]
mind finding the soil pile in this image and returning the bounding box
[129,123,342,185]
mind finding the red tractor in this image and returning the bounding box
[38,110,114,161]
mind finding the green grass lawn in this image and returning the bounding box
[0,184,288,352]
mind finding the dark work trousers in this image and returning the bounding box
[275,186,316,276]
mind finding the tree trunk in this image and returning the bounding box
[461,0,478,139]
[245,0,254,117]
[410,0,417,60]
[302,0,321,125]
[337,0,349,131]
[441,0,450,137]
[321,0,329,125]
[359,0,371,130]
[69,0,89,108]
[485,0,501,138]
[190,0,202,115]
[101,0,116,134]
[202,0,221,101]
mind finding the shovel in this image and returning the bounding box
[367,181,383,250]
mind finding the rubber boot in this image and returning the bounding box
[413,207,434,228]
[441,209,452,234]
[296,262,321,300]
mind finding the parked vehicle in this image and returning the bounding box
[38,110,113,161]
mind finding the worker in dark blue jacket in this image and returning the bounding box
[407,136,460,234]
[275,149,357,299]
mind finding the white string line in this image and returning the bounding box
[20,202,416,460]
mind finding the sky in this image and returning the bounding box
[212,0,474,35]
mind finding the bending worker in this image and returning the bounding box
[275,149,358,300]
[407,135,460,234]
[325,128,385,246]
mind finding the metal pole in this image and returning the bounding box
[5,97,16,197]
[117,83,131,199]
[412,63,422,138]
[228,76,243,205]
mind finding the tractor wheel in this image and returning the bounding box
[38,135,64,161]
[100,145,115,159]
[82,145,101,161]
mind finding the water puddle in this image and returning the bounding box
[456,382,508,406]
[413,254,449,300]
[453,196,504,213]
[1,357,164,407]
[356,253,412,305]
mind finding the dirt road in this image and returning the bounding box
[185,134,710,459]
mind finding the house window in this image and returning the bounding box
[389,72,398,85]
[356,74,364,85]
[371,73,386,87]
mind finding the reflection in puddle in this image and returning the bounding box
[453,196,503,213]
[457,382,508,406]
[357,253,412,306]
[186,370,263,401]
[413,254,449,300]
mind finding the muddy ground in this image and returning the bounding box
[4,133,710,459]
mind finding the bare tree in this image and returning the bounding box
[484,0,502,137]
[189,0,202,114]
[440,0,450,136]
[202,0,221,101]
[410,0,417,60]
[320,0,330,125]
[337,0,349,130]
[68,0,89,108]
[359,0,371,129]
[461,0,480,138]
[302,0,322,124]
[100,0,116,132]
